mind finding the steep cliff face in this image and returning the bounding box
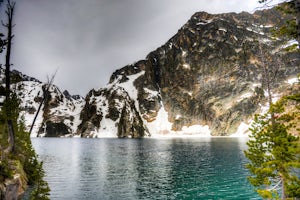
[0,160,28,200]
[77,8,299,137]
[77,67,150,138]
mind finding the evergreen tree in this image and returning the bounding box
[30,161,50,200]
[3,0,16,153]
[0,0,50,198]
[245,96,300,199]
[0,90,51,199]
[245,1,300,199]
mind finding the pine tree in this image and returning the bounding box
[245,97,300,199]
[246,2,300,198]
[3,0,16,153]
[0,1,50,198]
[0,90,51,199]
[30,161,50,200]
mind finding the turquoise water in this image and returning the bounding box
[31,137,260,199]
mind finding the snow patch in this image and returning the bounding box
[147,104,173,136]
[286,77,299,85]
[246,27,264,35]
[147,105,211,137]
[150,124,211,138]
[175,114,181,120]
[230,122,250,137]
[182,63,191,70]
[188,28,196,34]
[235,48,242,53]
[118,71,145,102]
[237,92,253,102]
[144,88,159,97]
[180,125,211,136]
[252,83,261,88]
[88,97,118,138]
[196,19,213,25]
[282,39,299,49]
[218,28,227,32]
[96,118,118,138]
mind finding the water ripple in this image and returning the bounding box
[31,138,260,200]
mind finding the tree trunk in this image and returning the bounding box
[29,72,57,136]
[4,0,16,153]
[266,75,276,126]
[29,96,44,136]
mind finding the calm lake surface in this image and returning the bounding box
[31,137,260,200]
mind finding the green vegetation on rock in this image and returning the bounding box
[0,93,50,199]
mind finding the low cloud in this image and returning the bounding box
[4,0,263,96]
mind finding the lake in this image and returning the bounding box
[31,137,260,200]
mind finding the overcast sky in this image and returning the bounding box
[0,0,280,96]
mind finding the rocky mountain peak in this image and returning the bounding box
[2,7,299,138]
[0,67,85,137]
[63,90,84,101]
[77,7,299,137]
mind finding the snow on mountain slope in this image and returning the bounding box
[77,68,150,138]
[1,67,85,137]
[14,81,45,137]
[78,8,300,137]
[40,84,84,136]
[1,7,299,138]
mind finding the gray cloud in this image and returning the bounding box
[2,0,265,96]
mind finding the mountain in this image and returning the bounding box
[1,8,299,138]
[0,68,85,137]
[76,8,299,138]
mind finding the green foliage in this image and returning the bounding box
[272,16,297,41]
[0,91,50,199]
[245,98,300,199]
[286,93,300,102]
[0,159,13,180]
[261,0,298,43]
[286,177,300,197]
[283,43,299,52]
[30,162,50,200]
[257,189,279,199]
[2,92,20,121]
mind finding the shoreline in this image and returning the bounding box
[30,134,250,139]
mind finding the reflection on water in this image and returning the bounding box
[32,137,259,200]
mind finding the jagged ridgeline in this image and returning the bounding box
[3,7,299,137]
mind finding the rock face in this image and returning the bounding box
[77,8,299,137]
[1,8,299,137]
[0,160,28,200]
[0,68,85,137]
[77,69,150,138]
